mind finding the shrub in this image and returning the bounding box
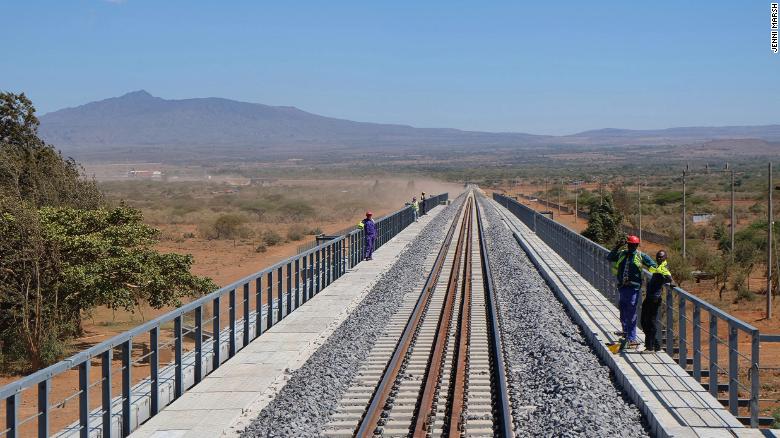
[307,227,323,235]
[263,230,284,246]
[286,225,306,241]
[200,214,251,241]
[255,244,267,253]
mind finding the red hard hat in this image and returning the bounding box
[366,211,373,216]
[627,235,641,244]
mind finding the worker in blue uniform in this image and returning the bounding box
[607,235,657,348]
[358,211,377,260]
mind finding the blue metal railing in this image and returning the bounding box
[494,193,762,427]
[0,193,448,438]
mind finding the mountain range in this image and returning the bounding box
[38,90,780,161]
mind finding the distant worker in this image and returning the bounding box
[420,192,427,216]
[607,235,657,350]
[357,211,377,261]
[412,196,420,221]
[641,250,675,353]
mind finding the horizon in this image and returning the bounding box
[2,1,778,135]
[41,88,780,137]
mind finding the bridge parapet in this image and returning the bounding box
[494,193,767,428]
[0,193,447,438]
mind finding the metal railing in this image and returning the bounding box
[513,192,673,245]
[494,193,763,427]
[0,193,447,438]
[296,194,448,254]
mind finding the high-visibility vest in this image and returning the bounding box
[412,201,419,211]
[357,221,364,229]
[649,260,671,276]
[611,251,642,277]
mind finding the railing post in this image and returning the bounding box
[38,379,50,438]
[302,256,308,304]
[728,322,738,415]
[213,296,221,369]
[666,287,674,355]
[266,271,273,329]
[709,314,719,398]
[121,339,131,437]
[679,297,687,370]
[750,329,760,428]
[194,308,202,384]
[316,249,321,295]
[309,253,315,300]
[286,262,292,315]
[277,266,283,321]
[79,360,89,438]
[255,277,263,338]
[295,259,300,309]
[692,304,702,381]
[150,326,159,415]
[174,315,183,397]
[101,349,112,436]
[243,283,250,346]
[6,392,19,438]
[228,289,236,357]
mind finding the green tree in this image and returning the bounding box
[0,92,214,370]
[581,195,623,245]
[0,93,102,209]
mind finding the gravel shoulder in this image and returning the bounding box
[240,196,465,438]
[479,197,649,437]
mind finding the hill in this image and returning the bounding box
[39,90,547,161]
[38,91,780,162]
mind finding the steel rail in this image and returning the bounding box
[354,197,467,437]
[412,197,472,436]
[446,197,473,436]
[476,194,514,437]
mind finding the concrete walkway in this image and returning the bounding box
[489,198,763,438]
[130,206,444,438]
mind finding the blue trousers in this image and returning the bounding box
[364,236,375,259]
[618,285,641,341]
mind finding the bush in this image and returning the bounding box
[183,232,195,239]
[286,225,306,241]
[307,227,323,235]
[255,243,267,253]
[263,230,284,246]
[200,214,251,240]
[653,190,683,206]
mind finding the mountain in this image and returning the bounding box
[567,125,780,144]
[39,90,547,160]
[38,91,780,161]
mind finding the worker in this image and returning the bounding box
[411,196,419,221]
[420,192,427,216]
[358,211,377,260]
[641,250,675,353]
[607,235,657,350]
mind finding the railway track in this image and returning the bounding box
[323,191,513,437]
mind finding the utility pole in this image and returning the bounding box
[769,162,773,319]
[558,178,562,216]
[575,187,579,225]
[682,169,687,259]
[730,168,736,260]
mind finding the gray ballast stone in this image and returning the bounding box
[478,198,649,438]
[240,195,466,438]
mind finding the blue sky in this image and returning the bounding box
[1,1,777,134]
